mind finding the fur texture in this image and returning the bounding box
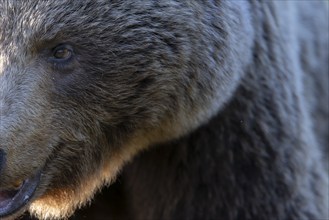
[0,1,328,220]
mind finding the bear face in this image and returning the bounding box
[0,1,254,219]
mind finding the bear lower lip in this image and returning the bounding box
[0,190,19,206]
[0,172,41,218]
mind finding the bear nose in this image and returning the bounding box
[0,149,6,176]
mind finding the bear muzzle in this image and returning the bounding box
[0,171,41,218]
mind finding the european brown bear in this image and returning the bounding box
[0,1,328,220]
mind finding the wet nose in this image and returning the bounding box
[0,149,5,176]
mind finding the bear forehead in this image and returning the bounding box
[0,1,116,51]
[0,1,179,57]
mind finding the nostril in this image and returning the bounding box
[0,149,6,176]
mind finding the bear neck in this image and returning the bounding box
[117,3,328,219]
[121,38,327,220]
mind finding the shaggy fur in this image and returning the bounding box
[0,1,328,220]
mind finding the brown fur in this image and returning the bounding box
[0,1,328,220]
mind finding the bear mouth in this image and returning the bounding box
[0,172,41,218]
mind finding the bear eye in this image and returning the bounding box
[51,44,74,61]
[54,48,71,59]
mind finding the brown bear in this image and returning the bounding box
[0,1,328,220]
